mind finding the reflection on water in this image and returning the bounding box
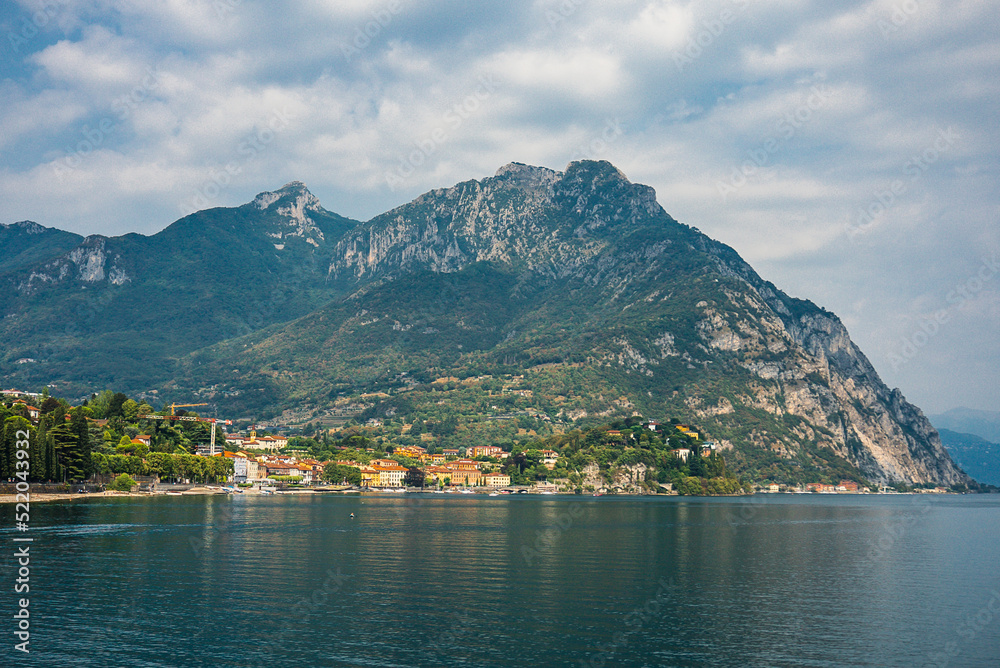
[11,494,1000,667]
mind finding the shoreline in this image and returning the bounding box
[1,488,962,505]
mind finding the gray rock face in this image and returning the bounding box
[323,160,968,486]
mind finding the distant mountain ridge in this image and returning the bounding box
[0,161,970,486]
[930,408,1000,444]
[937,429,1000,487]
[0,182,359,390]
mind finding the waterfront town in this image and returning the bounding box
[1,388,952,495]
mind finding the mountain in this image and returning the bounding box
[155,160,966,486]
[0,221,83,274]
[929,408,1000,444]
[937,429,1000,486]
[0,182,359,395]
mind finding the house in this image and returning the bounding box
[12,400,40,420]
[646,420,661,431]
[806,483,837,493]
[442,449,460,457]
[838,481,859,493]
[471,445,504,458]
[540,449,560,470]
[535,480,558,493]
[258,436,281,452]
[483,472,511,488]
[133,434,152,447]
[244,455,264,482]
[295,464,316,483]
[675,425,700,440]
[267,463,298,478]
[430,453,446,464]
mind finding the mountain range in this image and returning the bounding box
[0,160,971,486]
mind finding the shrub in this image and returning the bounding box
[108,474,137,492]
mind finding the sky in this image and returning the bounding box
[0,0,997,415]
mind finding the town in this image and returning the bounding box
[1,388,951,496]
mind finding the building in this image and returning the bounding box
[423,466,452,483]
[675,425,700,440]
[447,468,483,487]
[442,449,460,457]
[134,434,152,447]
[359,466,379,487]
[470,445,504,458]
[447,459,480,471]
[540,450,559,470]
[373,462,407,487]
[671,448,691,463]
[12,400,40,421]
[267,463,298,478]
[295,464,316,483]
[483,472,511,488]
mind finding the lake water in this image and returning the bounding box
[5,493,1000,667]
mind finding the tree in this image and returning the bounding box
[2,417,33,479]
[404,467,425,488]
[322,464,362,486]
[108,473,137,492]
[106,393,128,419]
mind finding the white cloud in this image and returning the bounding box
[0,0,996,411]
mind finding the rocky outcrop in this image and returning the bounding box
[321,160,969,486]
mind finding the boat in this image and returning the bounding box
[489,492,499,497]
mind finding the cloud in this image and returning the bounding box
[0,0,997,412]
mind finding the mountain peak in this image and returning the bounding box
[252,181,317,209]
[4,220,47,234]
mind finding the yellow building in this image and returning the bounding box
[374,463,407,487]
[483,472,510,488]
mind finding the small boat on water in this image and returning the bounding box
[489,492,499,497]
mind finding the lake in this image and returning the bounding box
[6,493,1000,667]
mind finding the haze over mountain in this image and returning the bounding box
[0,161,970,486]
[929,408,1000,444]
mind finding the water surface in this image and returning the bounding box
[6,493,1000,667]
